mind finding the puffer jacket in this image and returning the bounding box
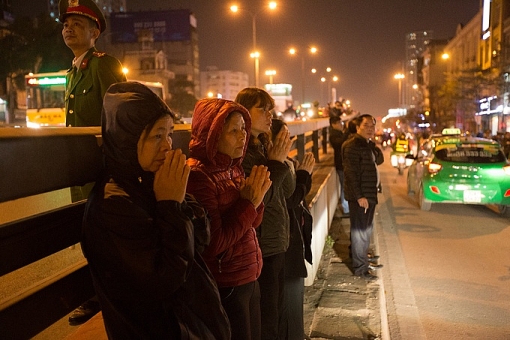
[342,133,384,204]
[187,99,264,288]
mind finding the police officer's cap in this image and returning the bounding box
[59,0,106,33]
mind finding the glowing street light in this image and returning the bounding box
[289,46,318,104]
[394,73,405,107]
[265,69,276,84]
[230,2,278,87]
[316,68,338,104]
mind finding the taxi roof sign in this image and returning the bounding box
[441,128,461,136]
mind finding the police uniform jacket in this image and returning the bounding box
[65,47,126,126]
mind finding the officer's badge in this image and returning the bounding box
[80,59,89,69]
[69,0,79,7]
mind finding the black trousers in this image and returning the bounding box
[279,276,305,340]
[258,252,285,340]
[219,280,261,340]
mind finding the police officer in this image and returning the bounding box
[59,0,126,325]
[59,0,126,127]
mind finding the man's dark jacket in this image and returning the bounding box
[342,134,384,204]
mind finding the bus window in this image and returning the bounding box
[25,71,67,128]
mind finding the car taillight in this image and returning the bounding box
[504,165,510,176]
[504,189,510,198]
[428,162,442,174]
[430,186,441,194]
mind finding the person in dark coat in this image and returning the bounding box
[81,82,230,339]
[270,119,315,340]
[329,116,350,216]
[329,100,344,118]
[342,114,384,281]
[187,98,272,340]
[59,0,126,127]
[235,87,294,340]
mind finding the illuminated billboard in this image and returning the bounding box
[110,10,192,43]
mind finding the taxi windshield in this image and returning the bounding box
[435,145,505,163]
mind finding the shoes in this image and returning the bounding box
[367,254,379,260]
[368,264,383,270]
[68,299,101,325]
[357,271,378,282]
[368,256,380,263]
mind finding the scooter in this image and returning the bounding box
[390,145,413,175]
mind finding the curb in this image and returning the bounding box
[304,207,388,339]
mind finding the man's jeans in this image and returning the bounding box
[337,170,349,214]
[348,201,375,276]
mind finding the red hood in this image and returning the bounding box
[189,98,251,168]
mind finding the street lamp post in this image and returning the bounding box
[394,73,405,107]
[317,68,338,104]
[230,2,277,87]
[250,52,260,87]
[289,46,317,104]
[265,69,276,84]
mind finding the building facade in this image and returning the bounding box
[95,10,200,112]
[419,39,448,128]
[418,0,510,136]
[48,0,127,20]
[477,0,510,134]
[199,66,249,100]
[405,31,433,109]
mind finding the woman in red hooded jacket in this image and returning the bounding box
[187,98,272,340]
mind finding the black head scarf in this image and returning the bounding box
[101,81,175,207]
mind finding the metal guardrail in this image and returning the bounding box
[0,117,335,336]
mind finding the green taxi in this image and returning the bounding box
[407,131,510,213]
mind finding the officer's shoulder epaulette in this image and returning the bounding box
[92,51,106,58]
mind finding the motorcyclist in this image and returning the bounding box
[393,133,410,153]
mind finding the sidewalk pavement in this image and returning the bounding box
[303,205,387,340]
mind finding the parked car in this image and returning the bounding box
[407,133,510,215]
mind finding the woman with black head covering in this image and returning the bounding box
[81,82,230,339]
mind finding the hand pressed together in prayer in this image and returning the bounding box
[240,165,272,208]
[154,149,190,203]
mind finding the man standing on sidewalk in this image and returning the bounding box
[342,114,383,281]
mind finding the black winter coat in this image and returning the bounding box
[284,162,313,278]
[329,127,352,171]
[82,82,230,340]
[242,135,293,257]
[342,134,384,204]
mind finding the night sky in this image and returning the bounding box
[15,0,480,117]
